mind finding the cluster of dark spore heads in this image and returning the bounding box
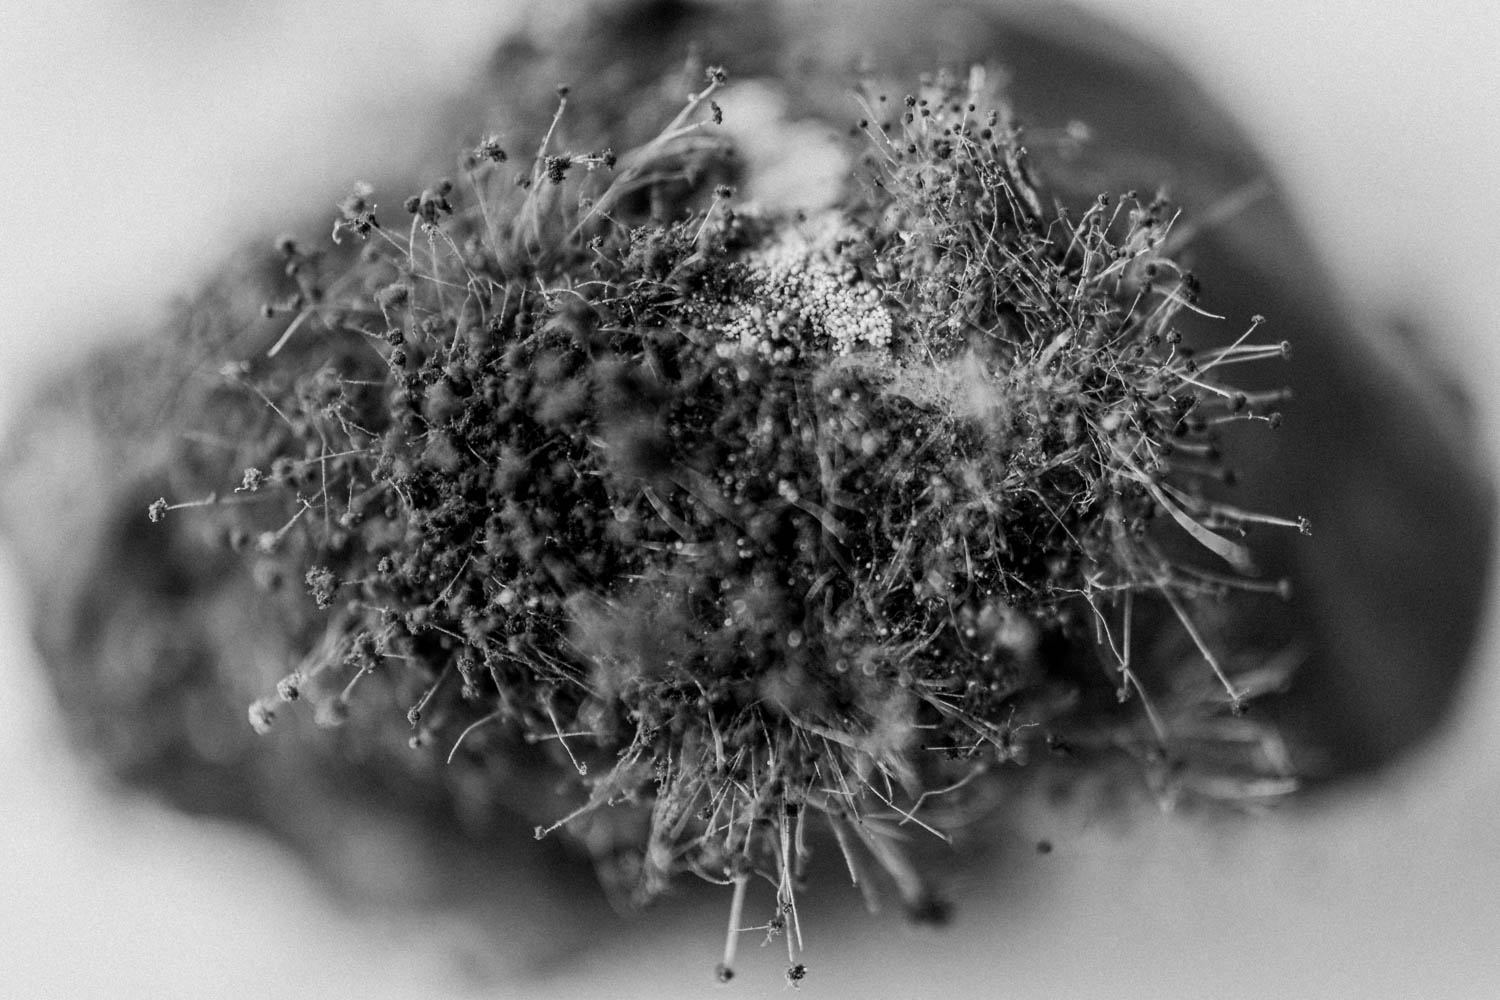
[149,62,1305,985]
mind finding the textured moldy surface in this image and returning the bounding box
[0,1,1494,995]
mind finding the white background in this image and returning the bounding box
[2,1,1498,997]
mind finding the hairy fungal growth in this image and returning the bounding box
[150,63,1303,982]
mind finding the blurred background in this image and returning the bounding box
[2,1,1498,997]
